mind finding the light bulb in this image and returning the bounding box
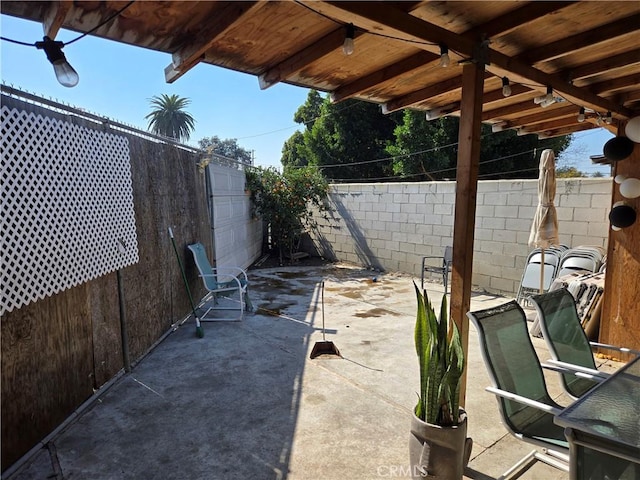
[615,174,627,184]
[342,24,355,56]
[52,58,79,87]
[439,45,450,68]
[605,111,612,125]
[577,107,585,123]
[35,36,79,88]
[620,178,640,199]
[501,77,511,97]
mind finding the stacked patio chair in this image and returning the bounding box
[531,288,640,400]
[555,246,605,278]
[515,245,568,306]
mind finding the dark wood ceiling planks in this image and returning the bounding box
[2,0,639,137]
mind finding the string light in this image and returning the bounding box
[533,86,554,106]
[342,24,355,56]
[35,36,79,87]
[501,77,511,97]
[577,107,585,123]
[439,45,450,68]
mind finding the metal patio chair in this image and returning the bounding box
[187,242,252,321]
[467,301,570,479]
[421,246,453,293]
[531,288,640,399]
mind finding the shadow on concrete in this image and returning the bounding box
[326,194,383,271]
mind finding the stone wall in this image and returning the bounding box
[311,178,612,297]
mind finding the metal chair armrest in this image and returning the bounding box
[589,341,640,357]
[545,359,610,379]
[485,387,563,416]
[199,273,243,292]
[541,362,607,382]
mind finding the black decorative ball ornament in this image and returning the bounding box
[609,204,637,229]
[603,136,634,162]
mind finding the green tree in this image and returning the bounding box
[386,110,572,181]
[145,94,196,142]
[386,111,459,180]
[557,166,585,178]
[245,166,330,264]
[293,89,324,129]
[199,136,252,164]
[281,90,402,179]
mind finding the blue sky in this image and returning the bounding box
[1,14,612,174]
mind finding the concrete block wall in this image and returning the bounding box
[310,178,612,297]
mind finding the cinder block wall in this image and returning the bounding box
[311,178,611,297]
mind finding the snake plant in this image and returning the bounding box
[414,282,465,426]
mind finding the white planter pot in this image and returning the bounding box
[409,409,472,479]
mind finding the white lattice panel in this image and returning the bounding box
[1,106,139,315]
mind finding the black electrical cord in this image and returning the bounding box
[0,1,135,47]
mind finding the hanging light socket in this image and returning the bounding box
[439,45,450,68]
[605,111,612,125]
[501,77,511,97]
[577,107,585,123]
[342,24,355,56]
[35,36,79,87]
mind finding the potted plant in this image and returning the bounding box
[409,283,472,479]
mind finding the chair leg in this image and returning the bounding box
[497,448,569,480]
[443,269,448,295]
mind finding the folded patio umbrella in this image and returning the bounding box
[528,149,559,292]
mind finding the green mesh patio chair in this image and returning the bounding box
[531,288,640,399]
[187,242,252,321]
[467,301,570,479]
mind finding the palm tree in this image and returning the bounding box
[145,94,196,142]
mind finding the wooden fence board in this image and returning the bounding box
[1,95,211,470]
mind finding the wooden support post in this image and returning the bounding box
[451,62,485,406]
[600,127,640,360]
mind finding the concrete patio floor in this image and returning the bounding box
[7,262,621,480]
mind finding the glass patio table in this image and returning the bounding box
[555,356,640,480]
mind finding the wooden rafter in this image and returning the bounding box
[331,1,574,104]
[472,1,577,39]
[565,50,640,83]
[588,73,640,95]
[164,2,261,83]
[259,28,364,90]
[42,0,71,39]
[308,1,634,118]
[521,15,640,64]
[330,51,437,103]
[503,105,578,129]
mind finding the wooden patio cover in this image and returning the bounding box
[3,0,639,400]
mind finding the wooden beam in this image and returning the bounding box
[565,50,640,83]
[42,0,71,38]
[451,63,485,406]
[165,2,260,83]
[259,28,365,90]
[382,74,465,113]
[537,122,595,138]
[312,1,634,118]
[588,73,640,95]
[505,105,579,128]
[331,2,573,103]
[522,15,640,64]
[473,2,577,39]
[520,116,584,134]
[331,51,437,103]
[481,99,540,122]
